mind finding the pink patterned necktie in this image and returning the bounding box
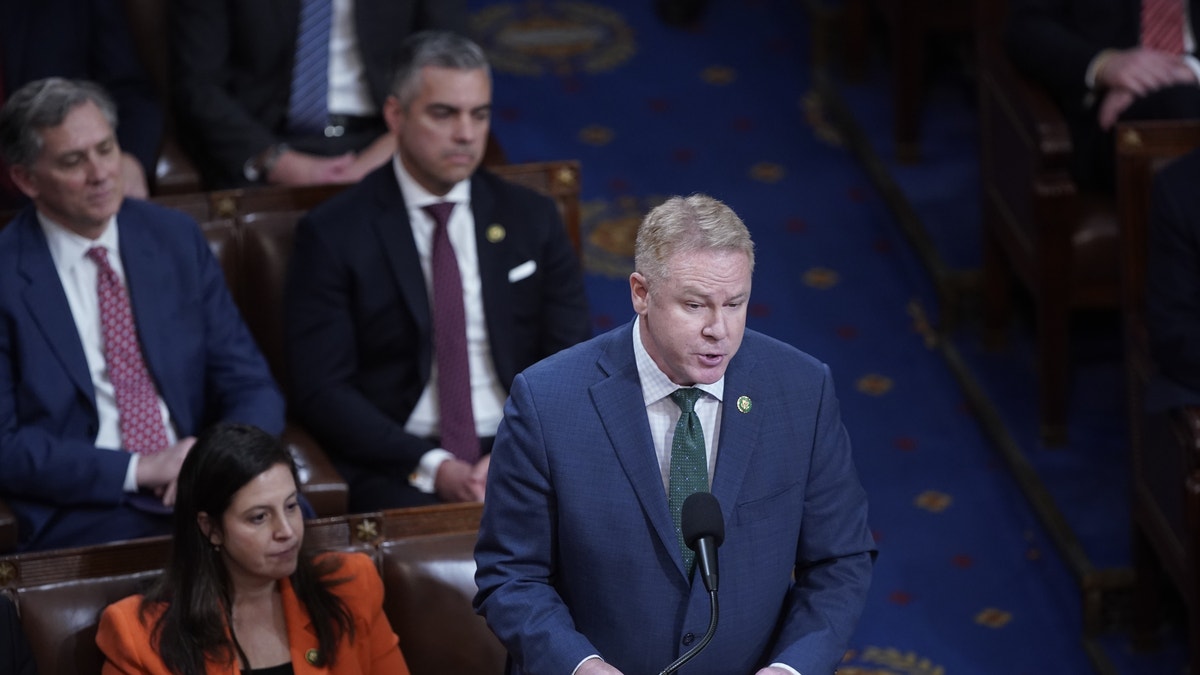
[86,247,169,454]
[424,202,479,462]
[1141,0,1185,54]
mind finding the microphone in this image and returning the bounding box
[659,492,725,675]
[682,491,724,593]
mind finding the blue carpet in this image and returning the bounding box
[466,0,1186,672]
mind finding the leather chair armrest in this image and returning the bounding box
[0,496,17,553]
[284,423,349,518]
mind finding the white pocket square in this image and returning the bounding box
[508,260,537,282]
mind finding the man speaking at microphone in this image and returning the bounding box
[474,194,876,675]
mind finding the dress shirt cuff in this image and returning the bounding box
[1184,55,1200,86]
[123,454,139,493]
[409,448,454,493]
[1085,49,1118,90]
[770,663,802,675]
[572,655,603,674]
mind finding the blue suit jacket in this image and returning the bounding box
[474,322,876,675]
[0,200,284,545]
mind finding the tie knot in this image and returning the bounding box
[86,246,111,268]
[423,202,456,229]
[670,387,702,413]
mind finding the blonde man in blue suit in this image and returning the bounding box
[475,194,876,675]
[0,78,284,551]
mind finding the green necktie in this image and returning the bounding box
[668,387,709,573]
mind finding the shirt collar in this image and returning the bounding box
[391,154,471,211]
[631,315,725,407]
[37,212,119,271]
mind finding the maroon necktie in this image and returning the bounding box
[87,247,169,454]
[1141,0,1185,54]
[424,202,479,462]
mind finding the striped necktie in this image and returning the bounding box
[287,0,332,135]
[1141,0,1185,54]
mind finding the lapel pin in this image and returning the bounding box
[305,648,320,665]
[736,396,752,413]
[487,224,506,243]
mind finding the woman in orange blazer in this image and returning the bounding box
[96,423,410,675]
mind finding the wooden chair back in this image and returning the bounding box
[1114,119,1200,675]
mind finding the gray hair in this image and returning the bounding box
[0,77,118,167]
[388,30,491,109]
[634,194,756,287]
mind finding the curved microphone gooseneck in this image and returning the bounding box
[659,492,725,675]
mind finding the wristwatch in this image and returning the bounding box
[243,143,289,182]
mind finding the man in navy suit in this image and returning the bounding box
[284,32,590,511]
[0,78,284,551]
[171,0,465,188]
[474,195,876,675]
[1006,0,1200,191]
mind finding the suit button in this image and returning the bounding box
[682,633,695,646]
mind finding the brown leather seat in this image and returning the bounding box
[16,573,158,675]
[379,532,506,675]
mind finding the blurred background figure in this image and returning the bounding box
[170,0,466,188]
[0,0,163,205]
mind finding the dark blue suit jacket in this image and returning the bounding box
[1146,147,1200,408]
[474,322,876,675]
[0,0,164,179]
[284,164,590,492]
[0,199,284,547]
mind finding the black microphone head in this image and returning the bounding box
[682,491,725,550]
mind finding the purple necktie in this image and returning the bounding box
[87,247,169,454]
[424,202,479,462]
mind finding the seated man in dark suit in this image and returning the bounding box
[285,31,591,511]
[1146,145,1200,408]
[0,78,284,551]
[1,0,163,206]
[1006,0,1200,192]
[170,0,465,188]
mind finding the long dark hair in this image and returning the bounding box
[140,423,355,675]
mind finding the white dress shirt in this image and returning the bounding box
[38,214,178,493]
[327,0,377,116]
[392,157,508,491]
[632,315,723,491]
